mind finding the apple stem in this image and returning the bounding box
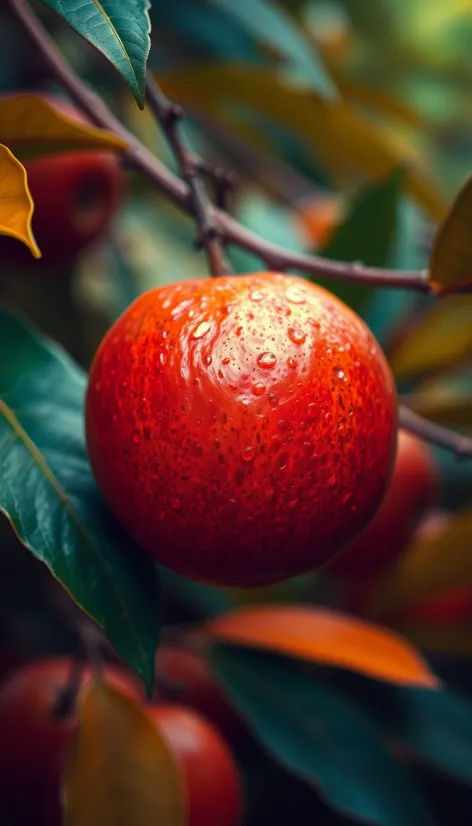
[52,656,85,719]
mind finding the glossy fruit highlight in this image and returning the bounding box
[86,272,397,587]
[0,658,142,825]
[149,704,243,826]
[331,430,438,580]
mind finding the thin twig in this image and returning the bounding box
[145,71,231,276]
[11,0,431,292]
[194,158,237,212]
[399,405,472,459]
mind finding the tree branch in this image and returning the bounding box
[11,0,430,292]
[399,406,472,459]
[145,72,231,277]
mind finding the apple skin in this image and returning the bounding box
[149,703,243,826]
[86,272,397,588]
[0,658,142,826]
[0,93,122,267]
[330,430,439,581]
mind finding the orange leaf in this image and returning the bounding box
[207,604,439,689]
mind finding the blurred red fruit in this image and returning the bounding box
[0,658,142,825]
[331,430,439,580]
[404,585,472,625]
[0,93,122,267]
[154,645,242,741]
[396,511,472,625]
[149,703,243,826]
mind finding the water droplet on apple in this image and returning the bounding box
[192,321,211,340]
[241,446,254,461]
[288,327,306,344]
[285,286,306,304]
[169,498,182,511]
[257,352,276,369]
[253,382,265,396]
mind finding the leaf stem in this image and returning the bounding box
[53,656,85,719]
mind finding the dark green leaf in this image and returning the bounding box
[0,310,159,692]
[336,674,472,788]
[205,0,337,100]
[314,168,404,315]
[150,0,264,63]
[40,0,150,106]
[321,168,404,267]
[211,645,431,825]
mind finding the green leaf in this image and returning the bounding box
[40,0,151,107]
[314,169,404,315]
[0,310,159,692]
[321,169,404,267]
[211,645,431,826]
[337,674,472,788]
[205,0,337,100]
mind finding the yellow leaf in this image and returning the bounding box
[206,604,439,689]
[371,509,472,618]
[404,391,472,430]
[62,677,185,826]
[337,79,426,129]
[157,63,447,222]
[0,144,39,258]
[390,295,472,378]
[429,175,472,291]
[0,93,127,159]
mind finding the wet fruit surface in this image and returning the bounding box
[86,272,397,587]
